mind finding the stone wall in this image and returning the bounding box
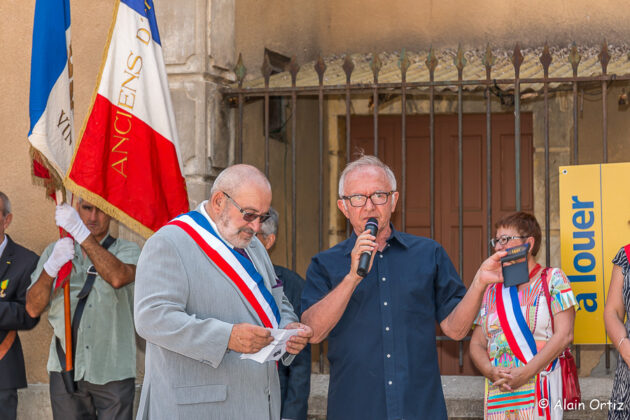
[235,0,630,80]
[158,0,234,207]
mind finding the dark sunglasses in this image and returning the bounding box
[223,192,271,223]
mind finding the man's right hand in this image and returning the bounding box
[347,229,377,282]
[43,238,75,277]
[472,250,507,289]
[228,323,273,354]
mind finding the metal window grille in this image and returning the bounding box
[224,42,630,373]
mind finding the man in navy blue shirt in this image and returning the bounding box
[257,207,310,420]
[301,155,505,420]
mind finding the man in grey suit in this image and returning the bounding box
[134,164,313,420]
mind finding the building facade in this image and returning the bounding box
[2,0,630,395]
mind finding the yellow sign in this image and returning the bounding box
[559,162,630,344]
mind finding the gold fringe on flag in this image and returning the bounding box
[64,0,154,239]
[29,146,65,200]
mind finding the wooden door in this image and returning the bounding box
[350,113,533,375]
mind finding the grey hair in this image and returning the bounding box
[259,207,279,237]
[0,192,11,216]
[338,155,397,197]
[210,164,271,196]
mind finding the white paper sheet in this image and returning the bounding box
[240,329,300,363]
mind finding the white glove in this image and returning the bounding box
[55,203,91,244]
[43,238,75,278]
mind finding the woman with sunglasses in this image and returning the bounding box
[470,212,578,419]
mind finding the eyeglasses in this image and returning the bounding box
[341,191,395,207]
[223,192,271,223]
[490,235,528,247]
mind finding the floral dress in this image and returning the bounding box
[475,265,578,419]
[609,246,630,419]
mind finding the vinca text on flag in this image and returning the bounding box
[28,0,75,290]
[28,0,75,196]
[66,0,189,238]
[29,7,75,384]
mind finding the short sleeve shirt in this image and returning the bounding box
[613,246,629,277]
[30,236,140,385]
[613,246,630,322]
[474,266,578,368]
[301,227,466,420]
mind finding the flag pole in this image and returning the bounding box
[62,275,72,371]
[55,190,73,374]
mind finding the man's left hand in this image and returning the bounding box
[284,322,313,354]
[55,204,91,244]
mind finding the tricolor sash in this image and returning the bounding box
[494,267,558,419]
[168,211,280,328]
[495,283,537,364]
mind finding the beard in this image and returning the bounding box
[217,208,256,248]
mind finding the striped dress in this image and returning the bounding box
[475,266,578,419]
[609,246,630,420]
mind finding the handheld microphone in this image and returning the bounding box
[357,217,379,278]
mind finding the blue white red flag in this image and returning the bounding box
[28,0,75,193]
[168,210,281,329]
[66,0,189,238]
[28,0,75,289]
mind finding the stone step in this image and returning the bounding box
[308,374,615,419]
[16,375,615,419]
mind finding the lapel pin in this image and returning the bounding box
[0,279,8,298]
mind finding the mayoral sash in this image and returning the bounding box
[494,265,558,419]
[495,282,537,364]
[168,211,280,328]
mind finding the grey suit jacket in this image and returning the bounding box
[134,210,298,420]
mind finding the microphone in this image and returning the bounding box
[357,217,379,278]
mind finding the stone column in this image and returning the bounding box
[156,0,235,209]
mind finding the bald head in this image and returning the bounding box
[210,164,271,197]
[206,164,272,248]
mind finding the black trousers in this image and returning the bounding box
[0,389,17,420]
[49,372,134,420]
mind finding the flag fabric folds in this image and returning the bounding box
[28,0,75,289]
[28,0,75,195]
[66,0,189,238]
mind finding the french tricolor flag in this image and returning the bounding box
[28,0,75,185]
[66,0,189,238]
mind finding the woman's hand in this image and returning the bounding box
[501,365,531,391]
[470,327,514,392]
[489,366,513,392]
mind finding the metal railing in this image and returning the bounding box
[223,42,628,373]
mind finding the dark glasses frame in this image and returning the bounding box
[223,192,271,223]
[490,235,528,247]
[341,191,396,207]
